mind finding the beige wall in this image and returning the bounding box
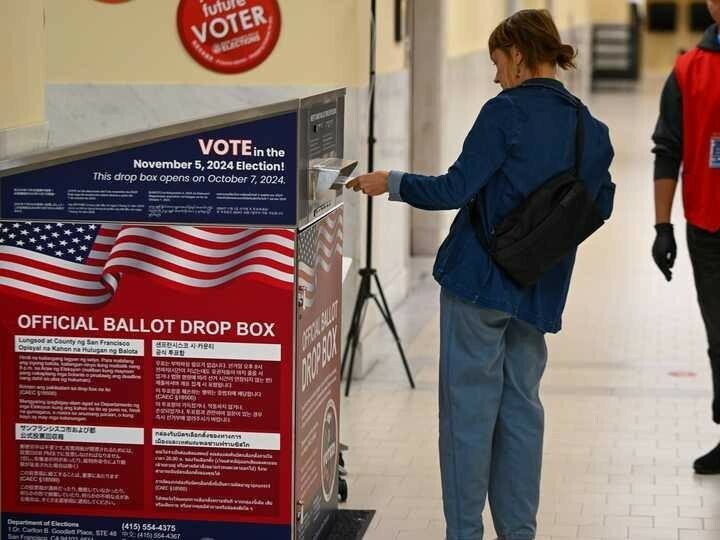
[44,0,407,86]
[447,0,506,58]
[0,0,45,130]
[589,0,630,24]
[446,0,595,58]
[554,0,591,29]
[519,0,550,10]
[643,0,706,74]
[375,0,408,73]
[44,0,618,85]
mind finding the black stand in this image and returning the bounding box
[340,0,415,397]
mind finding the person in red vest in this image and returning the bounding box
[652,0,720,474]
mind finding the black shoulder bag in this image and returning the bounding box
[468,97,605,288]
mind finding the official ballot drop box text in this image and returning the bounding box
[0,90,351,540]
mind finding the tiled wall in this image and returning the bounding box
[560,25,593,99]
[0,122,48,159]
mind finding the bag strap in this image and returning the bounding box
[468,86,584,251]
[573,105,584,176]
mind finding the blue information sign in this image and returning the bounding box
[711,136,720,169]
[1,112,298,225]
[2,513,291,540]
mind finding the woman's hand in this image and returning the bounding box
[345,170,389,196]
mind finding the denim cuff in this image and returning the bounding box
[388,170,405,202]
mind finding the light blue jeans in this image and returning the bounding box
[439,289,548,540]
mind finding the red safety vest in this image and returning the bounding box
[674,47,720,232]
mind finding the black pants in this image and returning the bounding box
[687,223,720,424]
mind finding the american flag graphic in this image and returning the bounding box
[0,222,295,306]
[297,213,343,308]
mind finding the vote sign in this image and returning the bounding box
[177,0,282,74]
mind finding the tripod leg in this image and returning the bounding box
[372,273,415,389]
[341,277,366,378]
[345,283,371,397]
[344,321,361,397]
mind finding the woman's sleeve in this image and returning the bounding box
[594,122,616,221]
[595,171,616,220]
[388,96,516,211]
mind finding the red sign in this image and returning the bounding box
[177,0,282,74]
[1,222,295,538]
[295,208,342,539]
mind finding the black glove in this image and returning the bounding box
[652,223,677,282]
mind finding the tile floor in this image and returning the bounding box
[338,77,720,540]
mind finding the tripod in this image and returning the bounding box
[340,0,415,397]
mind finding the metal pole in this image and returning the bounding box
[366,0,377,269]
[343,0,414,394]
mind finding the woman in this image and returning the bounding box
[347,9,615,540]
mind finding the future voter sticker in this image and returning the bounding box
[177,0,282,74]
[320,398,338,502]
[710,136,720,169]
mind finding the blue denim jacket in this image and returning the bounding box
[389,79,615,333]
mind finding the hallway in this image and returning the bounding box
[340,76,720,540]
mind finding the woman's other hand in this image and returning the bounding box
[345,171,389,196]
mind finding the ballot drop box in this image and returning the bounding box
[0,90,352,540]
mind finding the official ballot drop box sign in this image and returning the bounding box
[0,90,347,540]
